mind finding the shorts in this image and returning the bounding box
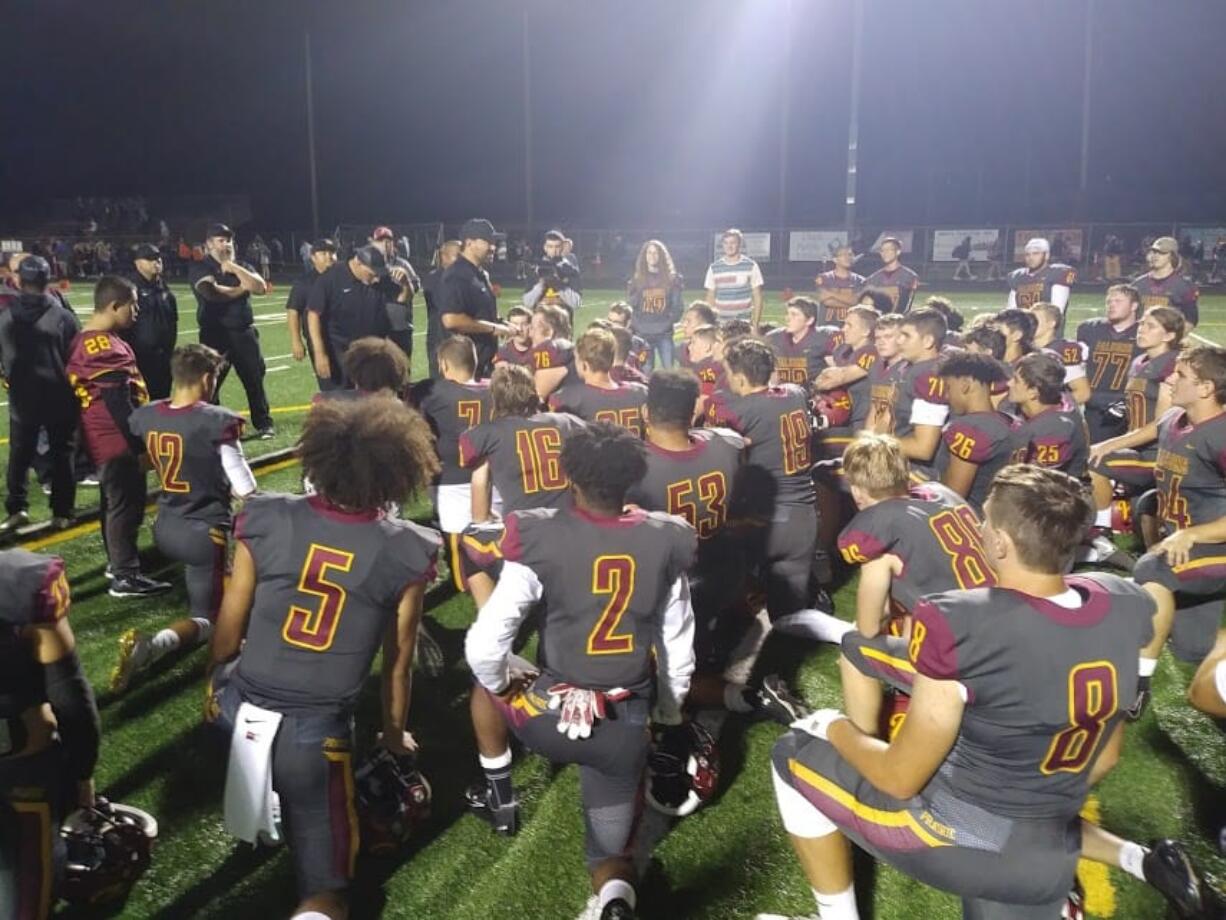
[213,668,358,899]
[433,483,473,535]
[1088,447,1157,491]
[487,674,649,866]
[153,514,228,621]
[1134,544,1226,663]
[771,730,1079,915]
[0,745,69,920]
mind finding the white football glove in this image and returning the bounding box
[547,684,629,740]
[790,708,846,741]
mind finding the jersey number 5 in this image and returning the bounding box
[587,555,635,656]
[146,432,190,493]
[282,544,354,652]
[1040,661,1117,774]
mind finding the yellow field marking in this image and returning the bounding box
[1078,795,1117,917]
[19,456,303,553]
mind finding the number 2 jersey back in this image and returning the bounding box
[129,400,245,525]
[501,506,696,694]
[910,574,1152,819]
[232,493,440,712]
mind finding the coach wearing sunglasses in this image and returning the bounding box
[124,242,179,399]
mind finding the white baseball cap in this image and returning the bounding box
[1024,238,1050,254]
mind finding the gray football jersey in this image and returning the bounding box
[626,427,745,541]
[458,412,587,513]
[1154,408,1226,529]
[547,379,648,436]
[0,549,69,628]
[233,494,440,712]
[881,357,947,439]
[1018,406,1090,478]
[411,378,492,486]
[130,400,245,525]
[1007,263,1076,309]
[1133,272,1199,326]
[502,507,697,694]
[912,574,1153,819]
[1076,317,1141,410]
[831,341,878,428]
[706,385,815,508]
[1124,351,1177,432]
[838,482,995,614]
[933,411,1026,510]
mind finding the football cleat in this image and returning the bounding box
[109,629,153,694]
[1061,877,1085,920]
[60,797,158,906]
[1143,839,1207,919]
[1127,676,1151,722]
[354,747,432,855]
[1086,530,1138,572]
[464,781,520,837]
[0,511,30,533]
[646,721,720,817]
[599,898,637,920]
[753,675,809,726]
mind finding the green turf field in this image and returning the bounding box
[7,282,1225,919]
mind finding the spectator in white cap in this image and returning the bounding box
[1006,238,1075,322]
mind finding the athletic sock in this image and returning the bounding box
[772,609,854,644]
[723,682,756,714]
[597,879,636,911]
[149,628,181,664]
[191,618,213,644]
[813,884,859,920]
[1095,507,1112,528]
[1138,657,1158,678]
[478,749,514,807]
[1119,840,1148,882]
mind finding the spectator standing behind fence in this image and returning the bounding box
[440,219,510,378]
[524,229,582,314]
[815,244,865,325]
[859,236,919,313]
[189,223,275,439]
[306,245,392,390]
[284,238,338,383]
[1133,235,1199,328]
[626,239,684,368]
[0,257,80,532]
[123,243,178,400]
[424,239,461,378]
[704,228,764,327]
[369,225,420,364]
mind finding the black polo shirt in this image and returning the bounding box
[439,255,498,370]
[123,272,178,353]
[189,255,255,330]
[307,260,390,359]
[286,267,323,317]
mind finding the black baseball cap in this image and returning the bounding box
[354,244,388,279]
[133,243,162,261]
[459,218,497,244]
[17,255,51,285]
[311,238,339,255]
[206,223,234,240]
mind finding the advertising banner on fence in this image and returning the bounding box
[931,229,1000,262]
[788,231,848,262]
[1012,229,1083,263]
[868,229,915,254]
[712,232,771,260]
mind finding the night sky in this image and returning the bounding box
[4,0,1225,232]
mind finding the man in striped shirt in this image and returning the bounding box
[704,228,764,327]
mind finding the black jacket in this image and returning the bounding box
[0,291,80,412]
[123,272,178,353]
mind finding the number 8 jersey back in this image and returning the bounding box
[231,493,441,711]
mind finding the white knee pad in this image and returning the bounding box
[770,762,837,839]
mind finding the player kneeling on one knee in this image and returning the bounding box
[464,422,697,920]
[205,397,441,920]
[767,465,1156,920]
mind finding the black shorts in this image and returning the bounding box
[1088,447,1157,491]
[487,674,649,866]
[213,669,358,899]
[0,745,70,920]
[771,730,1079,915]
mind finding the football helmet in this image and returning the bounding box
[812,390,852,429]
[60,797,158,906]
[354,747,432,855]
[646,721,720,817]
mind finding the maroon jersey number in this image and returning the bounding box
[281,544,354,652]
[587,555,635,656]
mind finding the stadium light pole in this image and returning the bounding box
[1078,0,1095,200]
[304,31,321,239]
[844,0,864,234]
[522,6,534,236]
[778,0,792,235]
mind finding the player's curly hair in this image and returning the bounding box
[719,318,755,341]
[722,337,776,387]
[986,464,1093,573]
[923,296,965,333]
[632,239,678,288]
[342,337,409,395]
[962,326,1006,360]
[560,421,647,512]
[489,364,541,419]
[300,396,439,511]
[1013,352,1065,406]
[938,351,1008,386]
[646,368,700,429]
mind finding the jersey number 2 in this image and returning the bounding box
[282,544,354,652]
[587,555,635,656]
